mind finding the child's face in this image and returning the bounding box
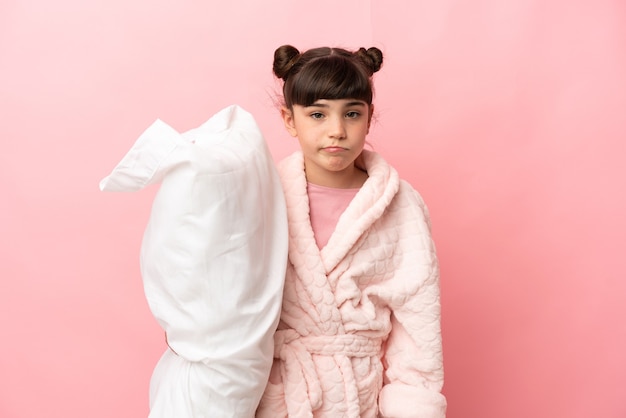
[282,98,372,187]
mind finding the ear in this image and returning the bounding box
[367,104,375,133]
[280,107,298,137]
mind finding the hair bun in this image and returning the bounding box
[273,45,301,81]
[356,47,383,75]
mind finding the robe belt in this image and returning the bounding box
[274,329,383,418]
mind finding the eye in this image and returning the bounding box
[310,112,324,120]
[345,111,361,119]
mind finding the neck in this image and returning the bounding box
[304,162,368,189]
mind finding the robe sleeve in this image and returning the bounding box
[378,183,447,418]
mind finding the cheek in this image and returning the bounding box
[356,124,370,138]
[297,135,315,150]
[297,127,320,144]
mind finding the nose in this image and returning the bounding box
[328,116,347,139]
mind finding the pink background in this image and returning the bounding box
[2,1,625,417]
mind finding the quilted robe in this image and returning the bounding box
[256,150,446,418]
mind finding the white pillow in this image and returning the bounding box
[100,105,288,418]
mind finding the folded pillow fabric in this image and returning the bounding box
[100,105,288,417]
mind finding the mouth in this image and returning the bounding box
[322,146,347,153]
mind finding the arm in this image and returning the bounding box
[378,186,447,418]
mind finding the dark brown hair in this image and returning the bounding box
[273,45,383,109]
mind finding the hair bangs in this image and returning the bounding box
[289,55,373,107]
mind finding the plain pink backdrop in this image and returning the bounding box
[2,1,625,417]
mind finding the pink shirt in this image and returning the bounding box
[307,182,359,249]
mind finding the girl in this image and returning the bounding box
[256,45,447,418]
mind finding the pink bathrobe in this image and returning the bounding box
[256,150,447,418]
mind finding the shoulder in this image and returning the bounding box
[360,150,431,214]
[392,180,433,232]
[276,151,308,198]
[398,179,426,206]
[360,150,399,188]
[277,151,303,174]
[276,151,304,182]
[362,150,424,202]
